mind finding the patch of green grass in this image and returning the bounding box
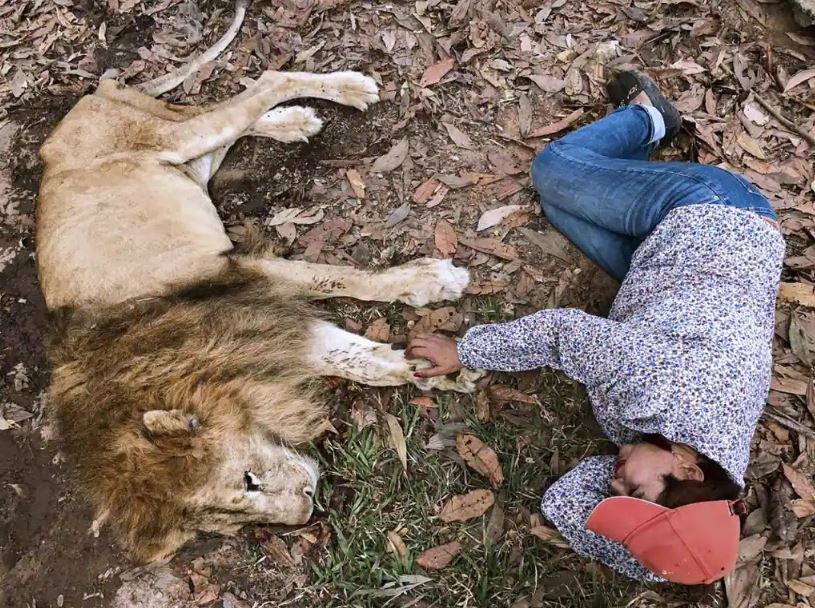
[469,296,517,324]
[294,375,638,608]
[329,300,408,335]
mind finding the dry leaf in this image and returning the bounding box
[725,557,761,608]
[484,500,504,546]
[276,222,297,243]
[526,74,565,93]
[263,536,296,568]
[789,310,815,366]
[268,206,324,227]
[744,101,769,126]
[475,391,491,422]
[477,205,526,231]
[385,202,411,227]
[465,278,510,295]
[487,149,524,175]
[442,122,474,149]
[415,541,462,570]
[386,530,408,567]
[518,93,532,138]
[770,376,808,395]
[737,534,767,561]
[222,592,250,608]
[426,184,450,208]
[529,525,570,549]
[413,177,440,204]
[779,282,815,307]
[449,0,471,26]
[409,396,436,408]
[674,89,706,113]
[420,57,455,87]
[787,579,815,597]
[0,415,14,431]
[790,499,815,518]
[294,208,325,225]
[267,207,304,226]
[458,237,518,261]
[737,132,767,160]
[783,67,815,93]
[782,463,815,502]
[705,88,718,115]
[371,138,409,173]
[384,413,408,471]
[488,385,537,405]
[487,178,524,201]
[346,169,366,199]
[409,307,464,341]
[365,318,390,342]
[456,434,504,487]
[437,173,481,189]
[671,59,706,74]
[518,227,571,263]
[527,109,584,138]
[770,477,798,543]
[439,489,495,522]
[434,220,458,257]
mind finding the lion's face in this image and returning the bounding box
[186,433,318,533]
[94,410,320,562]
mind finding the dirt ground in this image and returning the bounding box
[1,0,815,607]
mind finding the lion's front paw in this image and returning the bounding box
[325,71,380,111]
[395,259,470,307]
[411,366,485,394]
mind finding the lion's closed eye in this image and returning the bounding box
[244,471,262,492]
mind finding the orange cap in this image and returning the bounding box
[585,496,742,584]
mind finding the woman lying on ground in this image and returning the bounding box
[406,71,784,584]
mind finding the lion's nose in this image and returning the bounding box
[303,486,314,498]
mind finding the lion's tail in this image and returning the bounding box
[135,0,250,98]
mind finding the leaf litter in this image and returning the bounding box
[439,489,495,523]
[456,434,504,487]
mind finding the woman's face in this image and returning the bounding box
[610,442,703,502]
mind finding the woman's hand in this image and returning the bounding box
[406,333,464,378]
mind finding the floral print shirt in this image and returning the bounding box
[457,205,785,581]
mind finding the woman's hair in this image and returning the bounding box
[641,435,742,509]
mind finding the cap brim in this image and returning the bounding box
[586,496,669,543]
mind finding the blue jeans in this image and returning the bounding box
[531,106,777,282]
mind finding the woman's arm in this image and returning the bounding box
[542,456,665,583]
[456,308,619,383]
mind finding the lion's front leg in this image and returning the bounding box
[306,321,480,392]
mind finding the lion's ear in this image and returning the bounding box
[142,410,200,436]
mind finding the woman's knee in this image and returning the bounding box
[531,144,566,203]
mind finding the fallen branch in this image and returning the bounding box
[752,93,815,148]
[720,63,815,148]
[763,410,815,440]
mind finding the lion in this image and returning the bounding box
[37,0,479,562]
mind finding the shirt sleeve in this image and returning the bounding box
[456,308,619,384]
[541,456,666,583]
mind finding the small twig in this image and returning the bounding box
[752,93,815,148]
[763,409,815,440]
[719,63,815,148]
[785,96,815,113]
